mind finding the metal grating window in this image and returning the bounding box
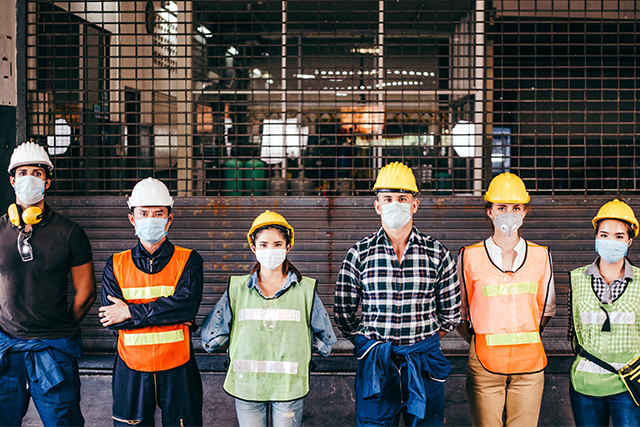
[26,1,640,196]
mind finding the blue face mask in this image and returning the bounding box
[595,238,628,264]
[135,218,168,244]
[13,175,46,206]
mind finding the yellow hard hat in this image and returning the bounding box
[373,162,419,194]
[247,210,295,247]
[484,172,530,204]
[592,199,639,238]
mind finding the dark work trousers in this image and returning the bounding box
[111,352,203,427]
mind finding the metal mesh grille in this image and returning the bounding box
[26,1,640,196]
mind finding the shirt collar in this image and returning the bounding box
[485,236,526,256]
[247,270,299,298]
[132,238,174,260]
[375,225,420,246]
[584,257,634,282]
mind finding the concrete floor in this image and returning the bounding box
[22,371,575,426]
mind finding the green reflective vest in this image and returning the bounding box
[570,265,640,396]
[224,274,316,401]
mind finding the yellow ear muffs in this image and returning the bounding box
[23,206,43,225]
[8,203,22,228]
[7,204,43,229]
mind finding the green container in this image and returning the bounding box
[434,171,453,196]
[243,159,267,196]
[222,159,243,196]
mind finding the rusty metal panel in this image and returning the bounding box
[49,195,637,357]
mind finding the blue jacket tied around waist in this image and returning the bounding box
[0,330,82,394]
[354,333,450,420]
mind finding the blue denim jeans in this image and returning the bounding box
[0,347,83,426]
[570,384,640,427]
[235,398,304,427]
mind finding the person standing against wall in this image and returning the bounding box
[456,172,556,427]
[201,210,336,427]
[99,177,203,426]
[0,142,96,426]
[334,162,461,427]
[568,199,640,427]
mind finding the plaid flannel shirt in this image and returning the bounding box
[334,226,461,346]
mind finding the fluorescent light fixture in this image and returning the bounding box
[196,25,212,38]
[336,93,348,97]
[295,73,316,79]
[350,46,380,55]
[163,1,178,13]
[227,46,238,56]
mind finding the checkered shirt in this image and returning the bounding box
[334,226,461,346]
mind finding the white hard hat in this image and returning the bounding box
[127,177,174,209]
[8,142,54,174]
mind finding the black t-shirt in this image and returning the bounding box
[0,205,93,339]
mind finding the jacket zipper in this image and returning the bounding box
[149,258,154,273]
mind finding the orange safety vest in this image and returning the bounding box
[112,246,192,372]
[461,241,551,375]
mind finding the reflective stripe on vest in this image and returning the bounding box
[580,312,636,325]
[123,329,185,346]
[224,274,316,402]
[485,332,541,346]
[570,265,640,397]
[121,286,175,301]
[238,308,301,323]
[576,359,627,375]
[234,360,299,375]
[462,241,551,374]
[113,247,192,372]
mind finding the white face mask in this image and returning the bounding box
[255,248,287,271]
[13,175,46,206]
[492,213,523,237]
[380,201,412,230]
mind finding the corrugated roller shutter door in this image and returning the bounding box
[50,195,637,356]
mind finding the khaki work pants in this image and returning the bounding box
[466,337,545,427]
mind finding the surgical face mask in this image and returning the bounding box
[493,213,524,237]
[135,218,168,244]
[595,238,628,264]
[13,175,46,206]
[380,201,412,230]
[255,248,287,271]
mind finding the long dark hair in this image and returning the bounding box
[249,225,303,281]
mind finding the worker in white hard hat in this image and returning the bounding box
[99,177,203,426]
[0,142,96,426]
[334,162,461,427]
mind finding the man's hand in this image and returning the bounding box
[99,295,132,327]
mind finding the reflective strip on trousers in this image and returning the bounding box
[123,329,185,346]
[237,308,301,322]
[233,360,299,375]
[580,312,636,325]
[122,286,175,300]
[482,282,538,298]
[576,359,626,375]
[485,331,541,346]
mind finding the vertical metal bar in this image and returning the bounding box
[376,0,384,173]
[281,0,287,181]
[473,1,484,195]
